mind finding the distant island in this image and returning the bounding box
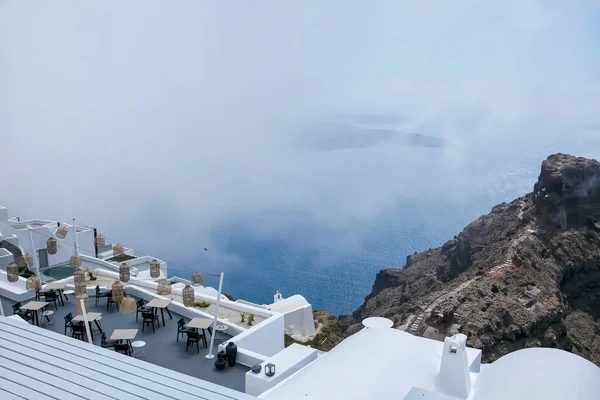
[297,123,447,152]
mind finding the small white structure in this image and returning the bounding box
[437,334,471,398]
[266,294,316,337]
[273,291,283,303]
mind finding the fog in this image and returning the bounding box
[1,1,599,281]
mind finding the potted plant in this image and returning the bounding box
[247,314,255,326]
[240,313,246,323]
[87,269,97,281]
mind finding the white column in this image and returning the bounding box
[28,227,40,279]
[80,298,93,344]
[206,272,224,359]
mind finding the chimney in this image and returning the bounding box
[437,334,471,398]
[274,290,283,303]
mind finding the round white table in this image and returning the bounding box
[42,310,54,326]
[131,340,146,358]
[215,324,228,343]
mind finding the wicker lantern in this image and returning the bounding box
[112,281,124,303]
[150,259,161,278]
[182,284,195,307]
[191,271,205,286]
[119,263,130,282]
[113,243,124,256]
[95,234,105,247]
[55,225,68,239]
[157,279,171,295]
[17,253,33,268]
[75,294,89,315]
[6,262,19,282]
[74,283,87,296]
[47,237,58,255]
[26,275,41,292]
[70,254,82,267]
[120,296,137,315]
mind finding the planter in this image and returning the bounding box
[225,342,237,367]
[217,350,227,360]
[215,358,226,371]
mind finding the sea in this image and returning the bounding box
[168,120,599,316]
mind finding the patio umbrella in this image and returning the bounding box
[6,263,19,282]
[191,271,205,286]
[150,259,160,278]
[182,285,195,307]
[26,276,41,292]
[119,263,130,282]
[47,237,57,255]
[157,279,171,295]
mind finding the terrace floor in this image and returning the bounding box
[0,293,249,393]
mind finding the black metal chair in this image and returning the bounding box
[100,333,118,349]
[186,330,201,353]
[71,324,86,341]
[106,292,119,311]
[95,285,108,306]
[12,302,33,323]
[141,311,157,333]
[64,312,74,335]
[136,299,148,322]
[176,318,188,342]
[44,291,59,310]
[114,343,131,356]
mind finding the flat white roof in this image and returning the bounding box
[261,324,481,400]
[0,316,256,400]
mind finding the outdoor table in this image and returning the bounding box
[215,324,229,343]
[72,312,103,340]
[185,318,212,347]
[20,301,49,326]
[43,281,67,306]
[110,329,138,352]
[145,298,173,326]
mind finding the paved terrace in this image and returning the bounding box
[0,293,249,393]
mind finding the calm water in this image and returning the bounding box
[169,129,599,316]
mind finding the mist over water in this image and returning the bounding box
[2,2,599,315]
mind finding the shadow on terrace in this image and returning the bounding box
[0,291,249,393]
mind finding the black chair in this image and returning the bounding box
[71,324,85,341]
[12,302,32,322]
[176,318,188,342]
[114,343,131,356]
[186,330,201,353]
[95,285,108,306]
[44,291,59,310]
[64,312,74,335]
[141,311,157,333]
[136,299,148,322]
[100,333,117,349]
[106,292,119,311]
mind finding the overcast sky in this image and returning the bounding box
[1,1,599,263]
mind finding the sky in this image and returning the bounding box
[1,1,599,277]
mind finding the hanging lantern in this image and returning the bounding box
[113,243,124,256]
[120,296,137,314]
[26,276,41,292]
[46,237,58,255]
[95,234,105,247]
[157,279,171,295]
[75,294,89,315]
[119,263,130,282]
[182,285,195,307]
[55,225,68,239]
[112,281,124,303]
[17,254,33,268]
[150,259,161,278]
[6,262,19,282]
[191,271,205,286]
[70,254,82,267]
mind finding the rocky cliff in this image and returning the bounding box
[338,153,600,365]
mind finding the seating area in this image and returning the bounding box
[0,289,249,393]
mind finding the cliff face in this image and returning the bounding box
[339,153,600,365]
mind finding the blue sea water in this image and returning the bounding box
[168,126,599,316]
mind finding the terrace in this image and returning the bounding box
[0,290,250,393]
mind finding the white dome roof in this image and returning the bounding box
[470,348,600,400]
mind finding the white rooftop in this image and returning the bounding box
[0,316,256,400]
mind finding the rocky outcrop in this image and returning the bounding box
[338,154,600,366]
